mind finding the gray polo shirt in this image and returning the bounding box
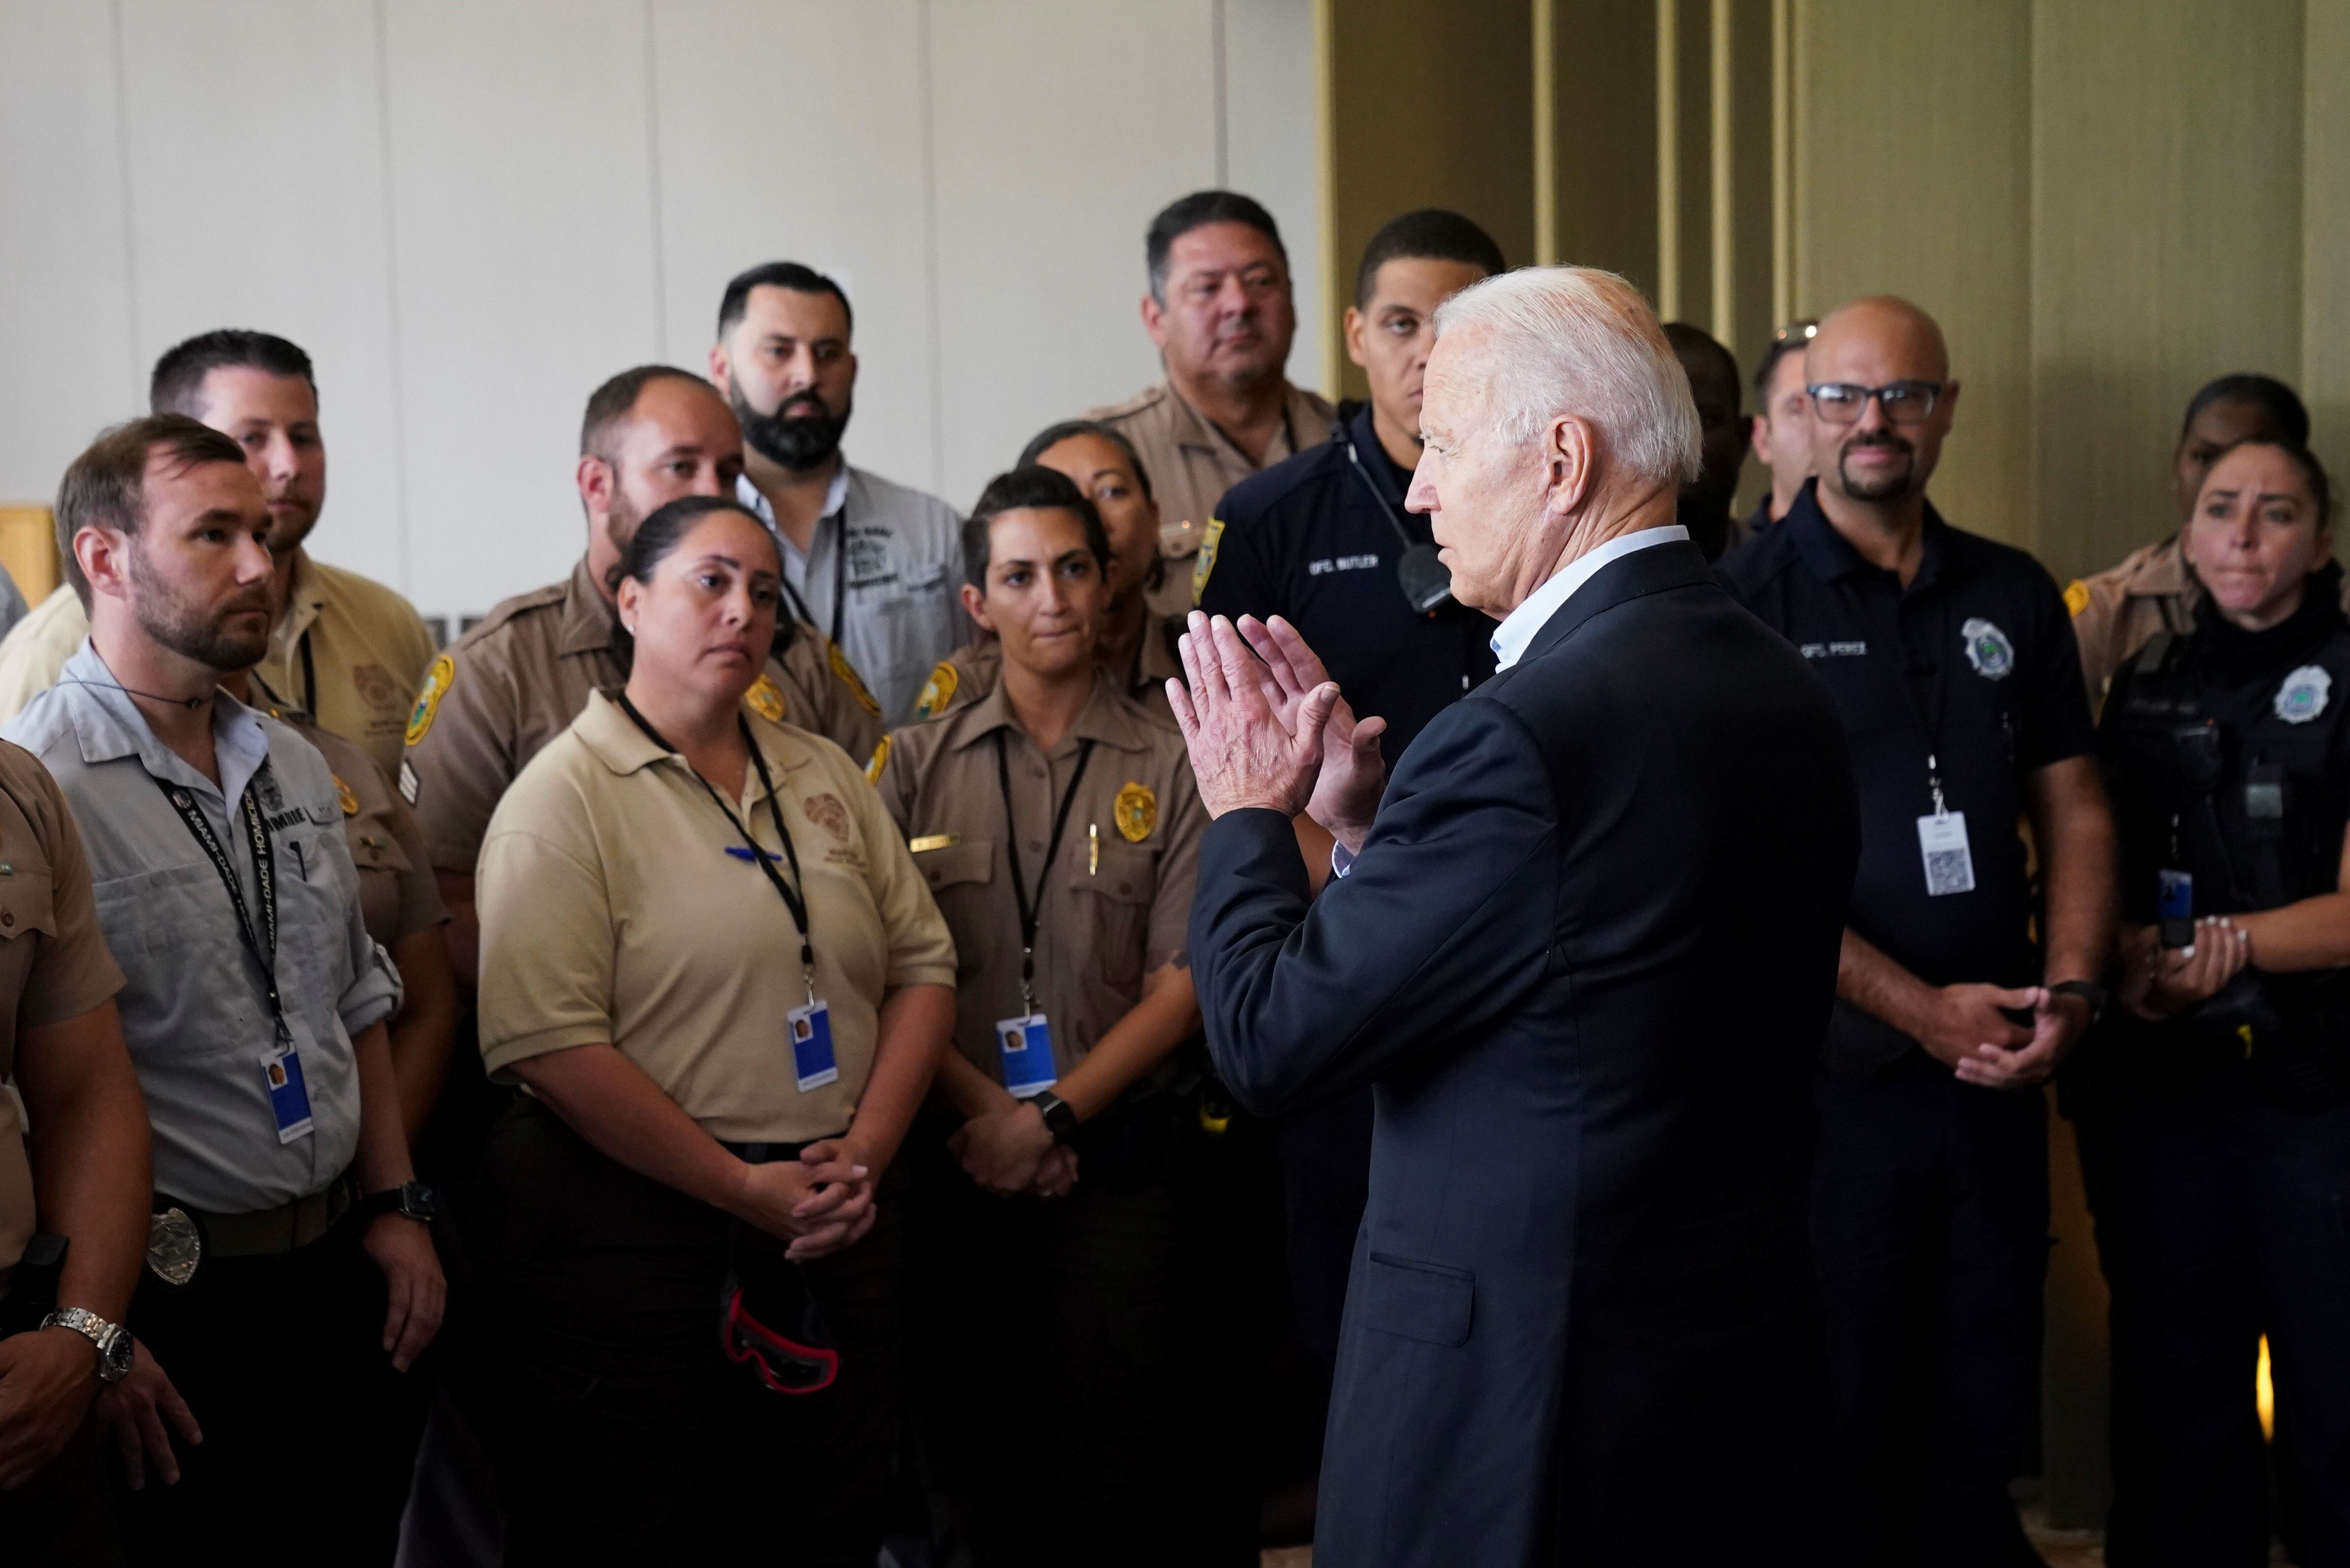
[737,463,966,726]
[5,642,398,1212]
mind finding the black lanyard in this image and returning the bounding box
[298,629,317,716]
[771,490,850,648]
[993,730,1095,1015]
[616,694,817,1001]
[155,769,287,1041]
[1872,578,1956,814]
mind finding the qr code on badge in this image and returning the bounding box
[1925,848,1975,896]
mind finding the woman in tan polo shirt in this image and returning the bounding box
[472,495,955,1568]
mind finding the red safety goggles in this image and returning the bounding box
[718,1245,838,1396]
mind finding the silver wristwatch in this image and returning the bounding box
[42,1306,134,1384]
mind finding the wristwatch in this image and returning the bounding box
[42,1307,134,1384]
[1027,1091,1081,1146]
[2049,979,2109,1024]
[352,1181,442,1226]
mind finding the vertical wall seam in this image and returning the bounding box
[1212,0,1229,188]
[1314,0,1338,395]
[1532,0,1555,266]
[1771,0,1791,324]
[1708,0,1733,342]
[642,0,669,363]
[105,0,142,400]
[916,0,947,498]
[370,0,414,599]
[1656,0,1679,319]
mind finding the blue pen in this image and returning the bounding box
[724,845,782,862]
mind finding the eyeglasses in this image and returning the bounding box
[1806,380,1943,426]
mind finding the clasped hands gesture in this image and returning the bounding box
[2117,917,2251,1022]
[952,1097,1077,1199]
[1166,612,1388,849]
[733,1137,881,1261]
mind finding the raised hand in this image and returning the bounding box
[1167,613,1334,819]
[1237,614,1387,852]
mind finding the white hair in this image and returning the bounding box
[1431,266,1702,488]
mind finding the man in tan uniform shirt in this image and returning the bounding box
[2066,374,2325,701]
[0,334,437,777]
[404,367,883,987]
[1090,191,1334,619]
[0,741,148,1564]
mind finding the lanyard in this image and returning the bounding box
[155,770,287,1040]
[616,694,818,1004]
[993,730,1095,1016]
[1875,584,1956,815]
[771,494,850,648]
[298,629,317,717]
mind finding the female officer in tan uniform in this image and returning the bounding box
[472,495,955,1567]
[874,466,1205,1568]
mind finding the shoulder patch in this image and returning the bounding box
[913,660,958,720]
[1114,780,1157,843]
[829,641,882,718]
[744,672,787,724]
[1191,517,1226,605]
[406,654,454,746]
[865,733,891,784]
[2063,579,2091,617]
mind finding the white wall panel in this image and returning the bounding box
[1225,0,1327,394]
[0,0,139,508]
[114,0,406,593]
[926,0,1222,509]
[649,0,941,497]
[380,0,661,617]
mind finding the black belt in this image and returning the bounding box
[720,1135,844,1166]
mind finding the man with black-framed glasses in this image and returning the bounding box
[1718,295,2116,1567]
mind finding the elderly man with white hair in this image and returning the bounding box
[1168,267,1861,1566]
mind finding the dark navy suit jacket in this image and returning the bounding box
[1191,540,1859,1566]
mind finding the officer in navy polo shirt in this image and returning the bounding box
[1192,209,1504,1386]
[1716,296,2116,1568]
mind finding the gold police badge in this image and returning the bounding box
[744,672,787,723]
[830,642,882,717]
[406,655,454,747]
[913,660,958,720]
[334,775,360,817]
[1114,781,1157,843]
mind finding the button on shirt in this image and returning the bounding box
[737,465,966,727]
[5,643,399,1212]
[0,740,125,1271]
[476,691,955,1145]
[1716,482,2095,989]
[1199,404,1497,763]
[876,672,1202,1085]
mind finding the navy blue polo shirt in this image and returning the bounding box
[1198,403,1498,762]
[1716,481,2094,989]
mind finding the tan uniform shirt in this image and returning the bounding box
[875,672,1203,1086]
[2068,532,2350,703]
[477,691,955,1144]
[401,557,886,874]
[248,677,446,953]
[1089,377,1336,620]
[0,742,126,1272]
[899,612,1185,739]
[0,552,436,781]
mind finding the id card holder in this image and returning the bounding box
[260,1041,314,1144]
[787,1000,839,1091]
[1916,811,1976,897]
[994,1013,1057,1098]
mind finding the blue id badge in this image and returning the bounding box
[994,1013,1057,1098]
[2157,868,2194,921]
[787,1000,838,1091]
[259,1044,314,1144]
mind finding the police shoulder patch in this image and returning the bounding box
[406,655,455,746]
[334,775,360,817]
[2063,579,2091,618]
[744,672,787,724]
[1114,781,1157,843]
[865,733,891,784]
[913,660,958,719]
[830,642,882,718]
[1190,518,1226,605]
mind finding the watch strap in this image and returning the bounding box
[1029,1091,1080,1145]
[41,1307,130,1382]
[352,1181,438,1225]
[2049,979,2108,1023]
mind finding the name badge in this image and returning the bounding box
[1916,811,1976,897]
[2157,868,2194,921]
[260,1044,314,1144]
[787,1000,839,1092]
[995,1013,1057,1098]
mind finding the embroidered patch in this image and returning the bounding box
[865,734,891,784]
[744,672,786,724]
[829,643,882,717]
[1114,781,1157,843]
[406,655,454,745]
[804,791,851,844]
[1960,617,2015,680]
[2276,664,2332,724]
[913,660,958,720]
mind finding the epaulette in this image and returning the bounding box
[450,580,570,649]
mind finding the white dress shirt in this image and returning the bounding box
[1488,524,1690,671]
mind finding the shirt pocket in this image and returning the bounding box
[914,839,996,986]
[91,863,219,960]
[0,870,59,1021]
[271,821,357,989]
[1070,841,1157,991]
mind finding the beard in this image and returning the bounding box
[129,542,272,672]
[732,384,852,473]
[1836,431,1918,502]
